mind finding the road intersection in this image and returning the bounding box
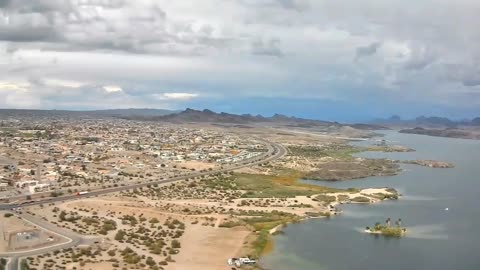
[0,140,286,270]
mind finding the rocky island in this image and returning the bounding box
[365,218,406,238]
[366,144,415,152]
[400,160,454,168]
[399,127,480,140]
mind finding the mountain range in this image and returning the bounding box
[122,108,337,126]
[374,115,480,127]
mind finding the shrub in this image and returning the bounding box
[171,240,181,249]
[351,196,370,203]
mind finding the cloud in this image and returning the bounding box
[155,93,199,100]
[103,85,123,93]
[251,39,283,57]
[355,42,381,59]
[0,0,479,118]
[462,78,480,87]
[44,79,84,88]
[0,81,29,91]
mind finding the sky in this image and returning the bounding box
[0,0,479,121]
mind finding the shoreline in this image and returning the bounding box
[255,187,400,266]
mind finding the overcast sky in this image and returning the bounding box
[0,0,479,121]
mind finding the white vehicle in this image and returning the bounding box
[238,257,257,265]
[77,191,89,196]
[227,257,257,267]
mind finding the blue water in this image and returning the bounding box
[262,131,480,270]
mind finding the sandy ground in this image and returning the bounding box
[26,197,253,270]
[0,211,36,252]
[171,225,250,270]
[21,175,396,270]
[176,160,217,170]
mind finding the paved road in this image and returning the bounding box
[1,140,285,211]
[2,211,98,270]
[0,140,286,270]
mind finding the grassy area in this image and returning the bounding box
[235,170,342,198]
[351,196,371,203]
[313,194,337,205]
[305,158,400,181]
[368,225,405,238]
[240,211,301,258]
[380,227,404,237]
[288,144,400,181]
[288,144,361,160]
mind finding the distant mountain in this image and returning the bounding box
[374,115,480,127]
[123,108,336,126]
[414,116,455,126]
[399,127,480,140]
[472,117,480,126]
[122,108,388,130]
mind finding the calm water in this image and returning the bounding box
[262,130,480,270]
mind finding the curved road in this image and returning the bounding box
[0,140,286,270]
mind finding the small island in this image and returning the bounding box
[366,144,415,153]
[401,160,454,168]
[365,218,406,238]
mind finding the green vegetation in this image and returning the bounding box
[305,158,400,181]
[235,170,341,198]
[288,144,400,181]
[218,220,245,228]
[369,192,399,200]
[3,213,13,218]
[0,258,7,270]
[351,196,371,203]
[288,144,361,160]
[20,259,29,270]
[149,217,160,224]
[380,226,404,237]
[313,194,337,205]
[50,191,64,197]
[82,217,100,226]
[240,211,301,258]
[367,218,406,238]
[121,247,141,264]
[115,229,126,241]
[252,229,271,258]
[98,219,117,235]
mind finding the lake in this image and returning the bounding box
[261,130,480,270]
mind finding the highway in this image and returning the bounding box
[0,140,286,270]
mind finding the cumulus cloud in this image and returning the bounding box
[153,93,199,100]
[103,85,123,93]
[0,0,478,116]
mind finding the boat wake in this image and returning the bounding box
[404,224,448,240]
